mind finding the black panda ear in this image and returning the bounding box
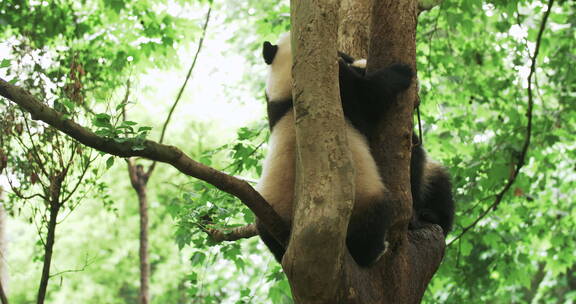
[263,41,278,65]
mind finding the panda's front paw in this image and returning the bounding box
[365,63,413,95]
[388,64,413,90]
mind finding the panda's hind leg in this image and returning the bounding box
[346,125,390,267]
[347,201,390,267]
[256,219,286,263]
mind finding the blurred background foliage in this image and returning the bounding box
[0,0,574,303]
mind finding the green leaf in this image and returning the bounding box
[121,120,137,126]
[190,251,206,266]
[93,113,112,128]
[0,59,10,68]
[106,156,115,169]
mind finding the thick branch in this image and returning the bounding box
[287,1,352,302]
[339,225,445,304]
[360,1,447,302]
[0,78,289,246]
[367,0,416,247]
[338,0,371,58]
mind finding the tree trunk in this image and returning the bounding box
[338,0,371,58]
[286,1,354,303]
[128,162,151,304]
[37,203,59,304]
[283,0,446,303]
[0,188,8,304]
[137,185,150,304]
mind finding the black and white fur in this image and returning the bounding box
[256,33,454,267]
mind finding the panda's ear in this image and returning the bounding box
[263,41,278,65]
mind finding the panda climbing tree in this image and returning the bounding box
[261,0,454,303]
[256,32,454,267]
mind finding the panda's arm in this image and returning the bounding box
[338,51,356,65]
[364,64,413,100]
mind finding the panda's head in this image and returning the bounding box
[262,32,292,102]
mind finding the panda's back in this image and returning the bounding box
[256,110,386,222]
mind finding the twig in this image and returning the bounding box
[449,0,554,245]
[49,256,93,278]
[152,4,213,168]
[149,4,212,176]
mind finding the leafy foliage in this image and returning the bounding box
[416,0,576,302]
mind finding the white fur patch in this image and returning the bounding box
[255,111,296,222]
[256,111,386,222]
[351,59,367,69]
[266,33,292,101]
[421,154,444,198]
[259,32,385,221]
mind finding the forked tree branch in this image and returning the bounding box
[0,78,289,246]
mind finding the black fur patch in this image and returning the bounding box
[267,100,293,130]
[263,41,278,65]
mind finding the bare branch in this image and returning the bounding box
[206,224,258,242]
[149,4,212,177]
[0,78,289,245]
[449,0,554,245]
[157,5,212,145]
[49,256,94,278]
[60,155,94,205]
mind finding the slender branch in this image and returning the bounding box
[449,0,554,245]
[120,79,131,123]
[4,187,48,202]
[206,223,258,242]
[0,78,289,246]
[149,4,212,176]
[60,156,94,204]
[49,257,93,278]
[23,117,49,179]
[157,5,212,143]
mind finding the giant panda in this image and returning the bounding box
[255,32,454,267]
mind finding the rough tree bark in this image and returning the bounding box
[37,172,66,304]
[127,161,151,304]
[0,187,8,304]
[286,1,354,303]
[285,0,446,303]
[338,0,371,59]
